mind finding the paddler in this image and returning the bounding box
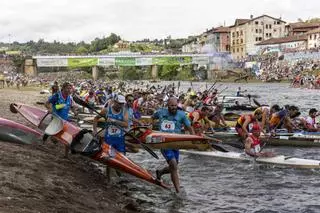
[45,82,79,121]
[45,82,79,158]
[93,94,128,182]
[305,108,319,132]
[187,106,214,134]
[269,105,299,133]
[235,110,262,142]
[254,104,280,133]
[152,97,195,193]
[244,122,274,157]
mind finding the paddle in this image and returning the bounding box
[73,95,159,159]
[204,133,244,150]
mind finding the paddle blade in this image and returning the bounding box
[140,143,159,159]
[211,144,229,152]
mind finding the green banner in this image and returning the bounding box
[115,57,136,66]
[152,56,192,65]
[68,58,98,67]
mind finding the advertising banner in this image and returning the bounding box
[136,57,153,66]
[98,58,116,66]
[68,58,98,67]
[152,56,192,65]
[115,57,136,66]
[37,58,68,67]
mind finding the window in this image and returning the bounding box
[236,39,239,44]
[240,30,243,36]
[232,32,235,37]
[259,37,262,41]
[255,21,259,25]
[237,48,239,52]
[240,38,243,43]
[274,29,277,32]
[277,21,280,24]
[310,35,312,39]
[232,40,235,45]
[256,29,258,33]
[314,35,317,40]
[236,31,239,37]
[269,33,272,37]
[269,24,272,29]
[266,24,268,29]
[241,47,244,52]
[259,29,262,33]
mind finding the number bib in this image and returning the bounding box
[107,125,121,136]
[254,144,261,153]
[161,120,175,131]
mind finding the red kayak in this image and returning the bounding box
[0,117,42,144]
[10,103,169,190]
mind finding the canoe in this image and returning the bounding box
[9,103,169,190]
[211,128,320,147]
[125,127,212,151]
[181,150,320,169]
[0,117,42,145]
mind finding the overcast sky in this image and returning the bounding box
[0,0,319,43]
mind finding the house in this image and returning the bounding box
[285,22,320,36]
[181,36,201,53]
[229,14,286,60]
[306,27,320,49]
[255,35,308,53]
[204,27,231,52]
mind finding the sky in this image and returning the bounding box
[0,0,319,43]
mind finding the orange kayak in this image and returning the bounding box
[10,103,169,190]
[125,127,212,150]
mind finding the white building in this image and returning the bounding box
[306,27,320,49]
[255,35,307,53]
[230,14,286,59]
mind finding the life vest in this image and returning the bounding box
[237,114,255,126]
[52,91,72,120]
[188,110,205,122]
[104,105,125,145]
[248,134,261,154]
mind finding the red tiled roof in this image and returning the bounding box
[256,35,307,45]
[288,22,320,29]
[306,27,320,34]
[213,27,231,33]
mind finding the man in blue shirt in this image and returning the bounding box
[152,97,195,193]
[45,82,78,121]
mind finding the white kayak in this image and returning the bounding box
[181,150,320,169]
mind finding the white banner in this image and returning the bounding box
[37,58,68,67]
[98,58,116,66]
[192,56,209,65]
[136,58,152,66]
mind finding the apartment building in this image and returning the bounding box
[306,27,320,49]
[205,27,231,52]
[230,15,286,60]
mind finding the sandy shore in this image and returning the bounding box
[0,87,141,213]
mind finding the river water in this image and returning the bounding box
[119,83,320,213]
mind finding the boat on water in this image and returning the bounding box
[9,103,169,190]
[211,128,320,147]
[181,150,320,169]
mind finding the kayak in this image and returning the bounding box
[10,103,169,189]
[0,117,42,145]
[211,128,320,147]
[181,150,320,169]
[125,127,212,150]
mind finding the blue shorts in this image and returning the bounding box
[105,138,126,154]
[161,149,179,163]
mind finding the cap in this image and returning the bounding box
[114,94,126,104]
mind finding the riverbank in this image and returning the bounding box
[0,88,142,213]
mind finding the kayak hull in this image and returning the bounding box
[10,103,169,189]
[212,130,320,147]
[0,117,42,145]
[181,150,320,169]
